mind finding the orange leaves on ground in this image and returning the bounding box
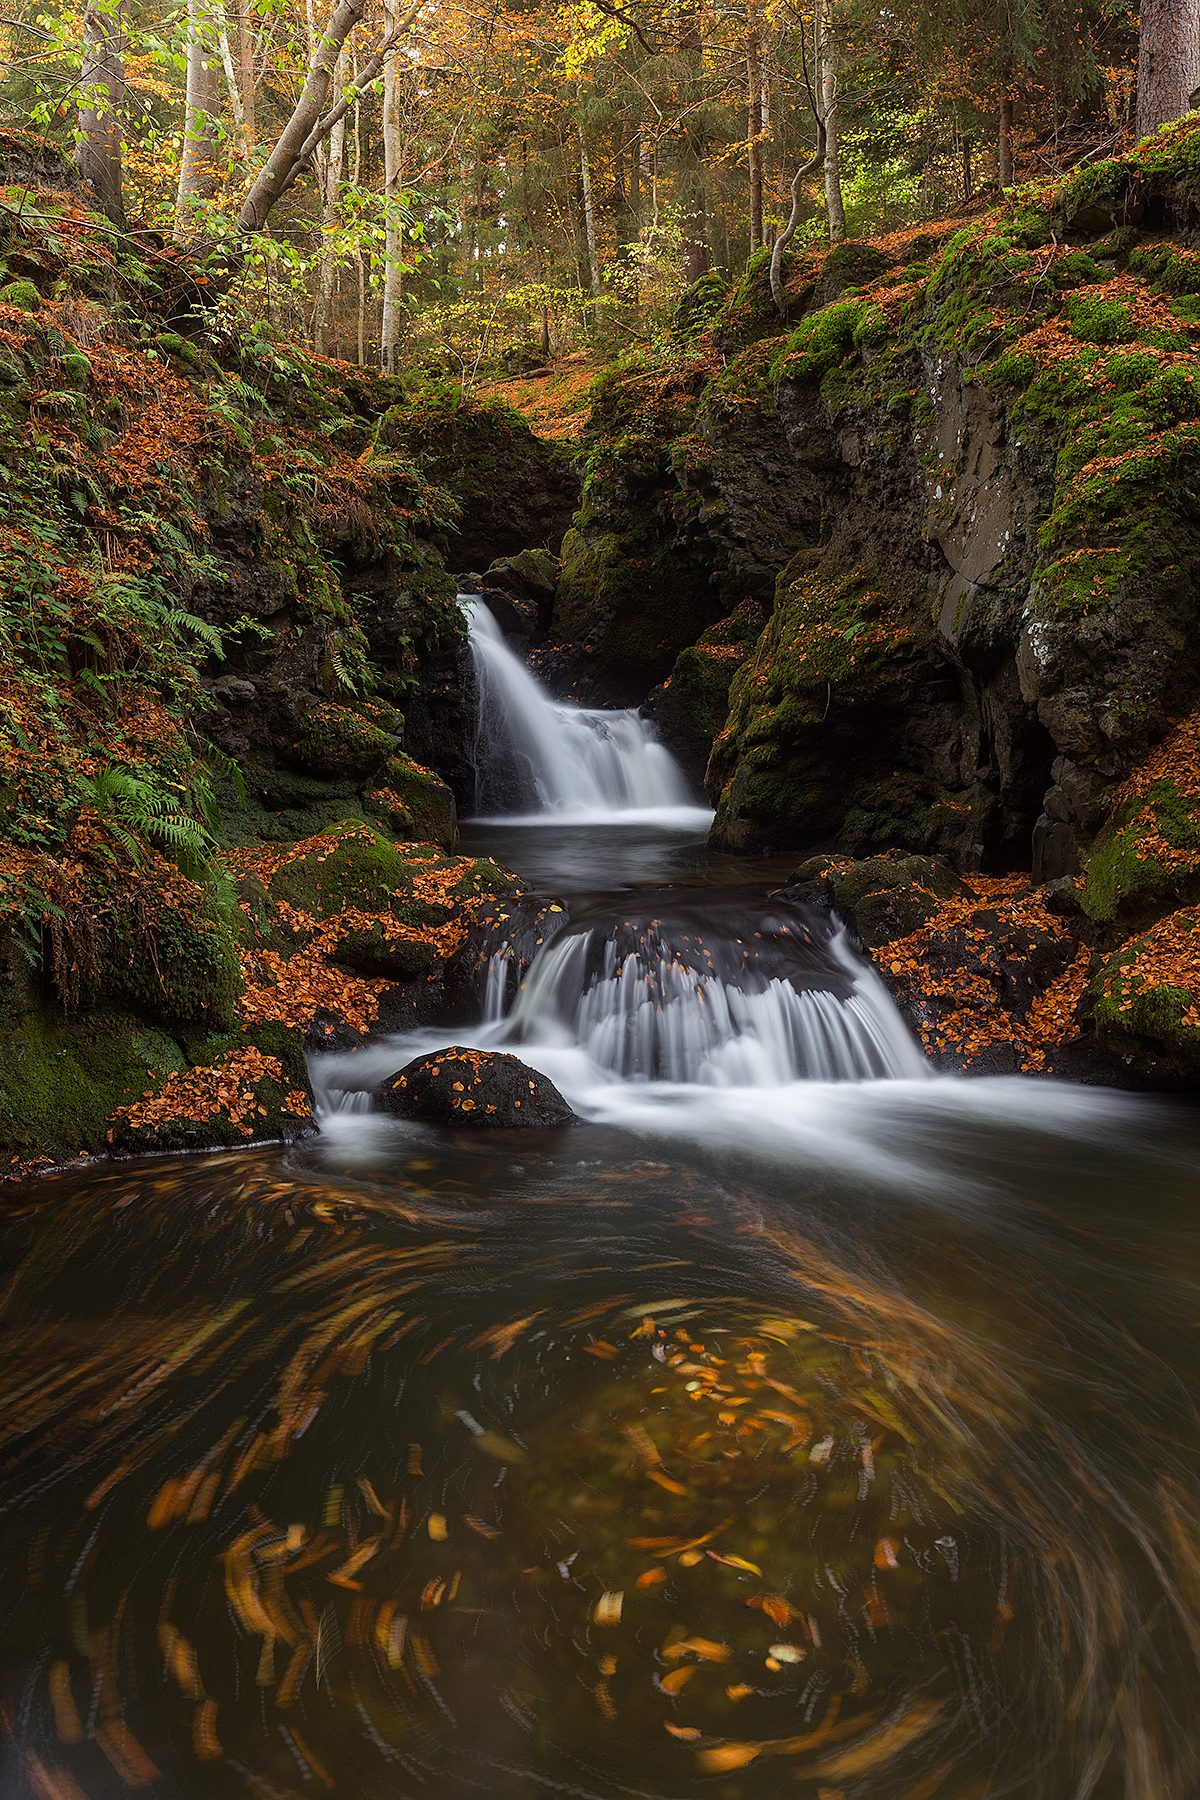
[108,1048,311,1138]
[879,873,1088,1070]
[1105,908,1200,1029]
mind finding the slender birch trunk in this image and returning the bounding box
[175,0,222,234]
[816,4,845,243]
[239,0,255,148]
[578,118,602,329]
[315,41,349,355]
[215,7,248,163]
[380,8,404,375]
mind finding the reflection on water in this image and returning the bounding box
[3,1094,1200,1799]
[457,819,797,898]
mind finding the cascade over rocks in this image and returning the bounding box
[371,1047,578,1128]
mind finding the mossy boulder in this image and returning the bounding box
[366,753,456,850]
[788,851,971,948]
[101,889,242,1029]
[0,1005,189,1164]
[555,524,723,701]
[372,1046,578,1129]
[649,599,764,775]
[1089,908,1200,1085]
[265,821,420,917]
[1080,717,1200,927]
[290,704,396,782]
[105,1020,314,1156]
[706,557,930,853]
[0,278,41,312]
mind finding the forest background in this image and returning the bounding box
[3,0,1189,392]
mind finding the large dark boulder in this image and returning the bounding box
[372,1047,578,1128]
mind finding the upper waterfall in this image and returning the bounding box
[462,598,701,821]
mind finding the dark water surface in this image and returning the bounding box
[3,822,1200,1800]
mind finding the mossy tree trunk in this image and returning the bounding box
[819,12,845,245]
[746,0,763,252]
[998,90,1014,188]
[1136,0,1200,139]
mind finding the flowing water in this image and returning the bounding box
[3,606,1200,1800]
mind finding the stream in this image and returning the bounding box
[2,604,1200,1799]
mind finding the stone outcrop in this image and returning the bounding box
[372,1047,578,1128]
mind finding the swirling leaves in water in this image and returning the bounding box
[1,1153,1199,1799]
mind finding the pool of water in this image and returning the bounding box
[4,696,1200,1797]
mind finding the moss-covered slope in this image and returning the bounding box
[0,141,555,1170]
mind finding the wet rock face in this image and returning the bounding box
[372,1048,578,1128]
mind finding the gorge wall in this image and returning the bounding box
[549,122,1200,1086]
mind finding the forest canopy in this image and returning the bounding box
[0,0,1178,378]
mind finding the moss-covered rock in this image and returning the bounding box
[1078,715,1200,928]
[265,820,420,917]
[100,886,242,1029]
[290,703,396,782]
[789,851,972,948]
[0,278,41,312]
[649,599,764,775]
[105,1020,314,1155]
[365,753,456,850]
[1089,907,1200,1085]
[706,556,945,853]
[0,1005,188,1164]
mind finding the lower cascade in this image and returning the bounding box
[501,894,928,1085]
[463,597,695,818]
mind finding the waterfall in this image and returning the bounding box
[463,598,695,819]
[500,898,928,1085]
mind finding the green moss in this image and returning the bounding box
[1062,291,1136,344]
[366,753,456,850]
[101,889,242,1028]
[771,297,868,386]
[1082,778,1200,922]
[0,278,40,312]
[153,331,204,367]
[291,704,395,782]
[1090,912,1200,1080]
[60,350,92,389]
[0,1004,187,1162]
[267,820,417,917]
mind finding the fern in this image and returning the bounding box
[80,765,221,885]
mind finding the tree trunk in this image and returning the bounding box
[176,0,222,233]
[962,134,972,203]
[215,7,248,163]
[315,43,349,356]
[76,3,126,226]
[816,3,845,243]
[998,91,1014,187]
[239,0,255,148]
[578,119,602,328]
[238,0,424,238]
[746,0,763,253]
[1136,0,1200,139]
[380,9,404,375]
[678,0,709,285]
